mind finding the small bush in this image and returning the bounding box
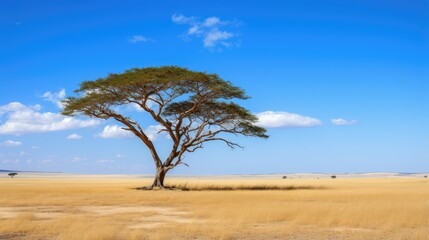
[8,173,18,178]
[331,175,336,179]
[424,176,427,178]
[282,176,287,179]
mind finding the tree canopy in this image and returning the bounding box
[8,173,18,178]
[62,66,268,189]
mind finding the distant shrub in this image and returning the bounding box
[331,175,336,179]
[282,176,287,179]
[8,173,18,178]
[424,176,427,178]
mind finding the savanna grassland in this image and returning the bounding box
[0,175,428,240]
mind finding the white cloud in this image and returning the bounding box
[204,17,221,27]
[256,111,322,128]
[1,140,22,147]
[42,89,66,108]
[0,102,100,135]
[0,102,36,114]
[116,154,126,159]
[172,14,240,50]
[172,14,194,24]
[98,124,164,140]
[129,35,149,43]
[98,125,133,139]
[131,103,144,112]
[126,102,150,112]
[66,134,82,140]
[144,125,165,141]
[331,118,358,126]
[204,31,234,48]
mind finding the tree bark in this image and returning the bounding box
[151,166,167,189]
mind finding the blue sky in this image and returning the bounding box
[0,0,428,174]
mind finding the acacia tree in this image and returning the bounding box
[8,173,18,178]
[62,66,268,189]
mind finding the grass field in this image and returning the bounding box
[0,175,428,239]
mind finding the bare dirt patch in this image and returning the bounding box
[130,213,195,229]
[77,205,195,229]
[0,206,66,219]
[77,205,174,215]
[0,205,196,229]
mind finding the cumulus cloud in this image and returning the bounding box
[98,124,165,140]
[66,133,82,140]
[0,102,35,114]
[256,111,322,128]
[172,14,240,49]
[42,89,66,108]
[144,125,165,141]
[331,118,358,126]
[0,102,100,135]
[204,31,234,48]
[129,35,149,43]
[126,102,151,112]
[98,125,133,139]
[171,14,194,24]
[1,140,22,147]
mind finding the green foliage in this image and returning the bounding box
[63,66,267,138]
[63,66,249,117]
[62,66,268,182]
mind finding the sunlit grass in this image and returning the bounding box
[0,175,428,239]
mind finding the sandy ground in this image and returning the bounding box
[0,173,427,240]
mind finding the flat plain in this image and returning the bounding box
[0,174,428,240]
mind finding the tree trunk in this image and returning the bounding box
[151,166,167,189]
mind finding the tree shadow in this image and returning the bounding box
[134,185,327,191]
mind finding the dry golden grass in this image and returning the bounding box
[0,176,428,239]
